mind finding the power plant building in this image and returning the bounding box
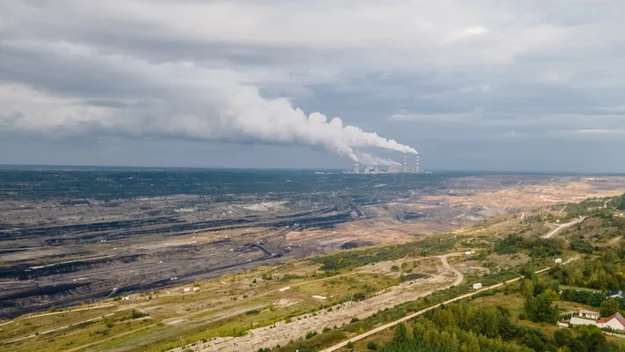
[352,153,420,174]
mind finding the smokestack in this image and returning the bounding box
[403,152,407,172]
[353,161,360,174]
[416,152,419,173]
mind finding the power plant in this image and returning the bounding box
[351,152,420,174]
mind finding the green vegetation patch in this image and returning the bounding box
[495,234,565,258]
[311,235,459,272]
[400,273,428,282]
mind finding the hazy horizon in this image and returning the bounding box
[2,163,625,176]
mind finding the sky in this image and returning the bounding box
[1,1,625,172]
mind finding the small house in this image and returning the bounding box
[597,312,625,331]
[606,290,625,299]
[579,309,600,320]
[465,250,472,255]
[555,258,563,264]
[473,283,482,290]
[193,287,200,291]
[183,287,191,293]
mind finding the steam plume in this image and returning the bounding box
[2,82,417,163]
[355,152,401,166]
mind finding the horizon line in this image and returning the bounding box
[0,163,624,176]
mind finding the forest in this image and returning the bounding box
[376,303,625,352]
[549,242,625,291]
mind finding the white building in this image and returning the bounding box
[597,313,625,331]
[607,290,625,299]
[570,317,597,326]
[580,309,600,320]
[472,283,482,290]
[555,258,563,264]
[465,250,472,255]
[183,287,191,293]
[564,310,625,331]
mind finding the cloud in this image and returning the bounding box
[447,25,489,41]
[0,45,417,161]
[1,0,625,171]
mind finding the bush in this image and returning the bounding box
[367,341,378,350]
[352,293,366,301]
[128,309,148,320]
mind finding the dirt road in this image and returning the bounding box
[5,313,117,344]
[440,253,464,286]
[542,217,585,239]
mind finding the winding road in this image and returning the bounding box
[542,217,585,239]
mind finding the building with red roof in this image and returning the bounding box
[596,312,625,331]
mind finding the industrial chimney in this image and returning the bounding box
[415,152,420,173]
[403,152,407,173]
[353,161,360,174]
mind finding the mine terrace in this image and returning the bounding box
[1,168,624,320]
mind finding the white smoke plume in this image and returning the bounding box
[355,152,401,166]
[142,87,417,161]
[1,83,417,162]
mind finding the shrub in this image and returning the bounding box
[305,331,318,339]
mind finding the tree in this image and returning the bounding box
[525,292,558,323]
[393,323,412,343]
[554,329,573,347]
[589,292,606,307]
[432,309,456,329]
[519,330,547,352]
[460,333,480,352]
[578,325,607,352]
[520,279,535,297]
[615,193,625,210]
[543,288,560,301]
[600,298,620,317]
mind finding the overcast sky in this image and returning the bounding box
[1,1,624,172]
